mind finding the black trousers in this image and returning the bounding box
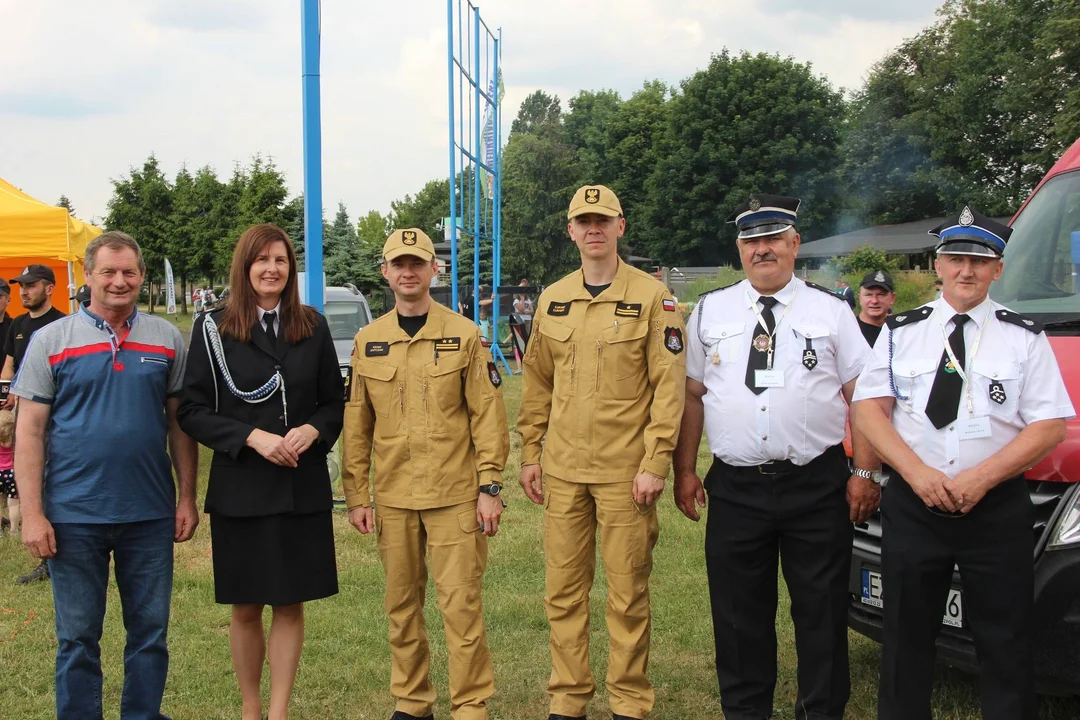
[878,474,1035,720]
[704,445,852,720]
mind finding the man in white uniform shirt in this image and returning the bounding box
[852,207,1073,720]
[673,194,881,720]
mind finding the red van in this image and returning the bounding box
[848,137,1080,695]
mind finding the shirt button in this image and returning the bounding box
[760,406,766,412]
[721,332,727,337]
[949,460,955,465]
[762,434,768,441]
[949,426,954,432]
[279,415,285,421]
[910,370,916,376]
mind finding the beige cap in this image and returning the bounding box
[383,228,435,262]
[568,184,623,219]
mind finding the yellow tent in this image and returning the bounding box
[0,177,101,315]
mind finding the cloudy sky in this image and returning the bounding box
[0,0,942,227]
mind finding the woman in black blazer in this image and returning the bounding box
[179,223,343,720]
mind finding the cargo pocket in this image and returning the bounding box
[603,319,650,399]
[356,361,397,418]
[539,320,576,392]
[971,357,1021,418]
[427,352,470,414]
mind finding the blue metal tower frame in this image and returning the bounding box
[447,0,510,374]
[301,0,324,312]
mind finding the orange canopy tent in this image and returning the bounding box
[0,177,101,316]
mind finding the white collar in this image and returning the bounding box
[935,295,993,328]
[257,302,281,323]
[744,274,799,307]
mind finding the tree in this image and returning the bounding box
[562,89,622,182]
[56,195,75,216]
[1037,0,1080,146]
[104,154,173,312]
[500,131,583,282]
[388,178,450,237]
[642,51,846,266]
[510,90,562,137]
[357,209,390,248]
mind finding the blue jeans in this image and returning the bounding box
[48,518,174,720]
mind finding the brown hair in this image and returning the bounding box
[86,231,147,275]
[218,224,317,344]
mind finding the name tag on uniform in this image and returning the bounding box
[957,416,992,440]
[755,369,785,388]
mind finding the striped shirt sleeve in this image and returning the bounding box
[10,327,57,403]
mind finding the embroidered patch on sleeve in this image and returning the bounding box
[487,361,502,388]
[662,298,676,312]
[664,327,684,355]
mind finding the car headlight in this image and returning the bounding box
[1049,485,1080,549]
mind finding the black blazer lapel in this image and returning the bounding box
[251,322,279,360]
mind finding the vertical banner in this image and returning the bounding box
[164,259,177,314]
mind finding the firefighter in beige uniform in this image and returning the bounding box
[517,186,687,720]
[342,228,510,720]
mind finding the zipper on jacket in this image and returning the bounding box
[570,343,577,385]
[422,380,428,410]
[595,340,602,392]
[398,383,404,413]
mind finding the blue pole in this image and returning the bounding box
[301,0,324,312]
[447,0,459,311]
[472,6,482,326]
[491,37,500,328]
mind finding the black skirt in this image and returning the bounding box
[209,510,338,606]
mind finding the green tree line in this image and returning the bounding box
[101,0,1079,307]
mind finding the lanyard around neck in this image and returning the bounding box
[745,286,797,370]
[939,307,993,417]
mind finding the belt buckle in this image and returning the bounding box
[757,461,778,476]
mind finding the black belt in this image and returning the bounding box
[713,444,845,476]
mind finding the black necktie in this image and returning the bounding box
[745,296,780,395]
[925,313,970,429]
[263,311,277,347]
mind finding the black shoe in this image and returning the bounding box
[548,715,587,720]
[1,516,10,531]
[390,712,434,720]
[16,560,49,585]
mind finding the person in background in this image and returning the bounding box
[834,278,856,310]
[0,409,15,538]
[934,277,944,300]
[193,287,203,314]
[180,224,343,720]
[12,232,198,719]
[2,265,66,584]
[0,279,12,364]
[856,271,897,347]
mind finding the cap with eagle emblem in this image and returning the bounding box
[568,184,623,219]
[382,227,436,262]
[727,194,801,240]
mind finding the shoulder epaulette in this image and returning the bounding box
[996,309,1043,334]
[804,281,847,301]
[699,281,741,298]
[886,305,933,330]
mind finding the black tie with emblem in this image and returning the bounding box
[925,313,969,429]
[263,311,277,347]
[745,296,779,395]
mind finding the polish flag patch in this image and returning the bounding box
[663,298,676,312]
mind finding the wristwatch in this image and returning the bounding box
[852,467,889,486]
[478,483,502,497]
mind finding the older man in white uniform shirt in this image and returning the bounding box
[852,207,1073,720]
[673,194,881,720]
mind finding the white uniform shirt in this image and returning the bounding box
[686,276,869,466]
[853,296,1075,477]
[257,302,281,336]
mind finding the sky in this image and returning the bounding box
[0,0,943,227]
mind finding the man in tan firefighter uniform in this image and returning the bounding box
[518,185,687,720]
[342,228,510,720]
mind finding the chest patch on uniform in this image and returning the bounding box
[664,327,684,355]
[989,381,1007,405]
[802,348,818,370]
[547,301,570,316]
[487,361,502,388]
[365,342,390,356]
[434,337,461,352]
[615,302,642,319]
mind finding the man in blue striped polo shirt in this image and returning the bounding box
[11,231,199,720]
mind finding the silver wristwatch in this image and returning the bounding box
[851,467,888,486]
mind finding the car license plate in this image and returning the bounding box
[860,569,963,628]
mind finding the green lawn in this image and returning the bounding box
[3,378,1079,718]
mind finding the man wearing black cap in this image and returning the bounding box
[852,207,1073,720]
[674,194,880,720]
[1,265,65,584]
[856,270,896,347]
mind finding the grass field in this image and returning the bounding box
[3,326,1080,718]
